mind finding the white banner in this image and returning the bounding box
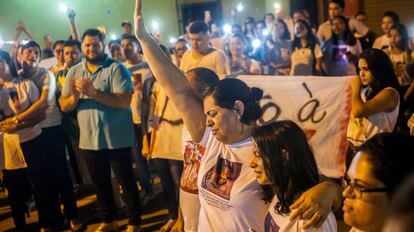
[238,75,353,178]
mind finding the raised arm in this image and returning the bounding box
[67,10,80,40]
[134,0,206,142]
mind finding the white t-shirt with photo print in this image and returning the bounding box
[197,133,268,232]
[264,196,337,232]
[179,126,210,232]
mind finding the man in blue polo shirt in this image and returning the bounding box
[59,29,141,232]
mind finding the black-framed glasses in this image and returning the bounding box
[341,176,388,198]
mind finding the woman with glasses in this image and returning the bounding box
[342,132,414,232]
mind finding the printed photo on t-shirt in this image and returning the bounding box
[180,142,206,194]
[201,156,242,200]
[264,213,280,232]
[9,88,21,111]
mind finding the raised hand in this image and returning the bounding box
[75,78,97,98]
[134,0,148,39]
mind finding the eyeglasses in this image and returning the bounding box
[341,176,388,198]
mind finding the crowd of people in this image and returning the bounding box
[1,0,414,231]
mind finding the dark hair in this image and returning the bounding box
[390,23,411,53]
[359,48,399,100]
[388,173,414,231]
[329,0,345,9]
[203,78,263,124]
[82,28,105,43]
[264,13,275,21]
[120,34,140,47]
[274,19,290,41]
[110,43,121,53]
[63,39,82,51]
[176,38,187,44]
[108,39,120,50]
[52,40,65,50]
[0,50,17,77]
[20,40,41,58]
[252,120,319,214]
[332,15,357,46]
[189,20,209,34]
[292,20,317,50]
[357,133,414,197]
[186,67,220,95]
[383,11,400,24]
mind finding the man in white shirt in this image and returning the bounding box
[180,20,230,76]
[372,11,400,50]
[317,0,371,43]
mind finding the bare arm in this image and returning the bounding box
[351,77,399,118]
[59,93,79,113]
[15,88,49,122]
[67,10,80,40]
[134,0,206,142]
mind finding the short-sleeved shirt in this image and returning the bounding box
[28,68,62,128]
[61,56,134,150]
[372,34,390,50]
[290,44,323,76]
[197,132,268,231]
[265,196,337,232]
[180,48,230,76]
[317,18,369,43]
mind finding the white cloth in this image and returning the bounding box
[290,44,323,76]
[29,68,61,128]
[317,18,369,43]
[179,127,210,232]
[124,61,150,124]
[180,49,230,76]
[265,196,337,232]
[372,34,390,50]
[347,87,400,146]
[197,133,268,232]
[0,78,41,170]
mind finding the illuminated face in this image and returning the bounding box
[332,18,346,35]
[389,29,402,48]
[54,43,65,64]
[189,33,210,54]
[63,46,81,68]
[381,16,395,34]
[358,58,374,86]
[328,2,343,20]
[203,96,241,144]
[271,21,286,40]
[229,36,245,56]
[21,46,40,67]
[121,39,139,60]
[175,41,188,59]
[342,151,389,231]
[265,14,274,25]
[294,22,307,38]
[82,35,105,63]
[250,142,272,185]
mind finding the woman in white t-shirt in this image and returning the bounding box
[228,33,262,75]
[343,133,414,232]
[251,120,336,232]
[0,50,44,231]
[347,49,400,161]
[134,3,342,230]
[290,19,323,76]
[322,16,362,76]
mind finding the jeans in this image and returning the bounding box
[153,158,183,220]
[82,147,142,225]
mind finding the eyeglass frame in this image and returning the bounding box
[341,175,388,198]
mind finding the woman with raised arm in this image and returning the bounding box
[133,0,341,231]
